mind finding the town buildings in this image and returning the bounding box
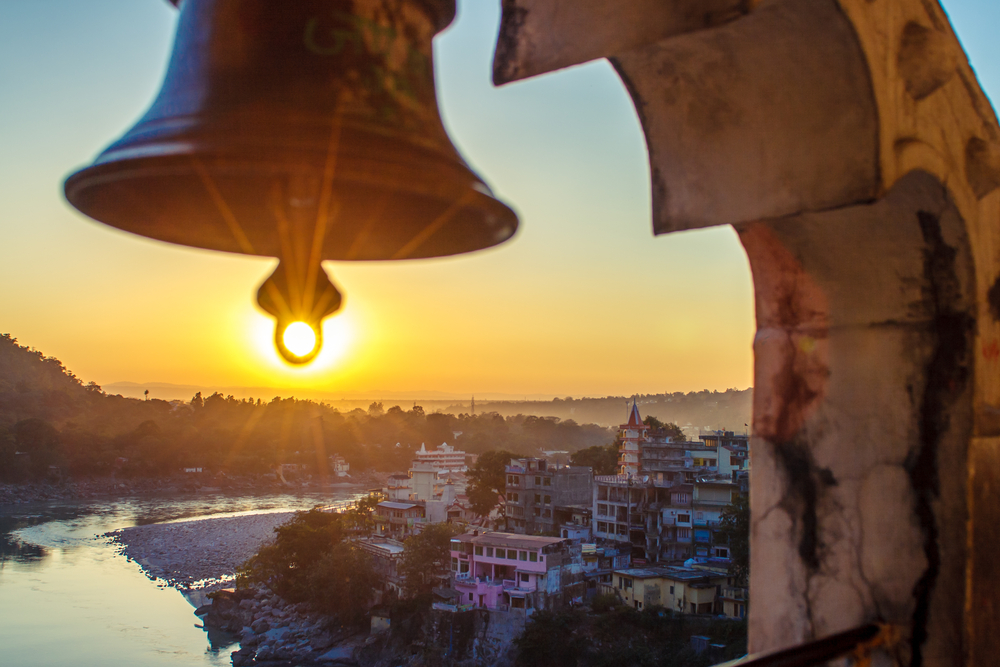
[587,400,749,565]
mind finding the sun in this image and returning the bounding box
[283,321,317,358]
[243,307,358,382]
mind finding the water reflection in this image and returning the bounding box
[0,490,358,667]
[0,515,47,564]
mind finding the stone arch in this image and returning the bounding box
[494,0,1000,663]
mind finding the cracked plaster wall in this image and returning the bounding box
[739,172,975,666]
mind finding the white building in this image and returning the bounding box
[414,442,468,473]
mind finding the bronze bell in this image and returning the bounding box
[64,0,518,364]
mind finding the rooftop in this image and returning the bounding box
[378,501,420,510]
[613,565,724,582]
[452,532,569,550]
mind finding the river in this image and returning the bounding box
[0,490,361,666]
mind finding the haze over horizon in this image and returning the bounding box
[2,0,998,399]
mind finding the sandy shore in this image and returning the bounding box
[107,511,295,591]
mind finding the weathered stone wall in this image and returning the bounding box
[740,171,974,665]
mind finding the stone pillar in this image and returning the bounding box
[739,172,974,665]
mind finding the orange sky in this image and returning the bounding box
[10,0,995,400]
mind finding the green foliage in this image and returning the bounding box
[399,522,461,597]
[570,443,619,475]
[237,509,378,625]
[719,493,750,587]
[515,604,747,667]
[643,416,685,439]
[466,449,516,517]
[514,608,591,667]
[589,592,623,613]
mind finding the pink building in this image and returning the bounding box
[449,533,572,611]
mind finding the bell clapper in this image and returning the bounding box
[258,259,344,365]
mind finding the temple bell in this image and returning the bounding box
[64,0,518,364]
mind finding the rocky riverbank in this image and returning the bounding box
[205,587,371,666]
[106,512,296,590]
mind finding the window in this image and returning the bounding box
[542,509,551,518]
[597,521,608,533]
[669,585,674,594]
[544,495,551,504]
[529,551,537,562]
[507,475,513,485]
[533,507,540,517]
[519,551,527,561]
[475,546,483,556]
[460,562,469,573]
[534,494,541,503]
[507,549,517,560]
[535,476,541,485]
[451,557,458,570]
[696,512,703,519]
[520,573,529,582]
[469,593,473,601]
[487,547,495,557]
[598,503,608,516]
[678,528,691,539]
[678,514,691,523]
[543,478,551,486]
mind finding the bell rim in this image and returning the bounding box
[64,155,519,262]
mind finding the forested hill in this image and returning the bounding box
[446,389,752,433]
[0,334,611,482]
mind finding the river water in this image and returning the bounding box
[0,490,360,667]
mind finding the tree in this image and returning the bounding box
[643,415,684,439]
[398,522,460,597]
[718,493,750,586]
[570,443,619,475]
[237,509,378,625]
[466,449,516,517]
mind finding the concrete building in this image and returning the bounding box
[605,565,728,614]
[450,532,583,612]
[504,457,593,536]
[358,537,405,596]
[618,400,649,477]
[374,501,426,539]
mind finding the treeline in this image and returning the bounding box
[0,334,612,481]
[449,389,752,431]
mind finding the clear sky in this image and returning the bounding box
[1,1,997,400]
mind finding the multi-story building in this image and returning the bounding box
[618,400,649,477]
[357,537,405,596]
[504,457,592,536]
[414,442,468,473]
[374,500,426,539]
[449,532,583,612]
